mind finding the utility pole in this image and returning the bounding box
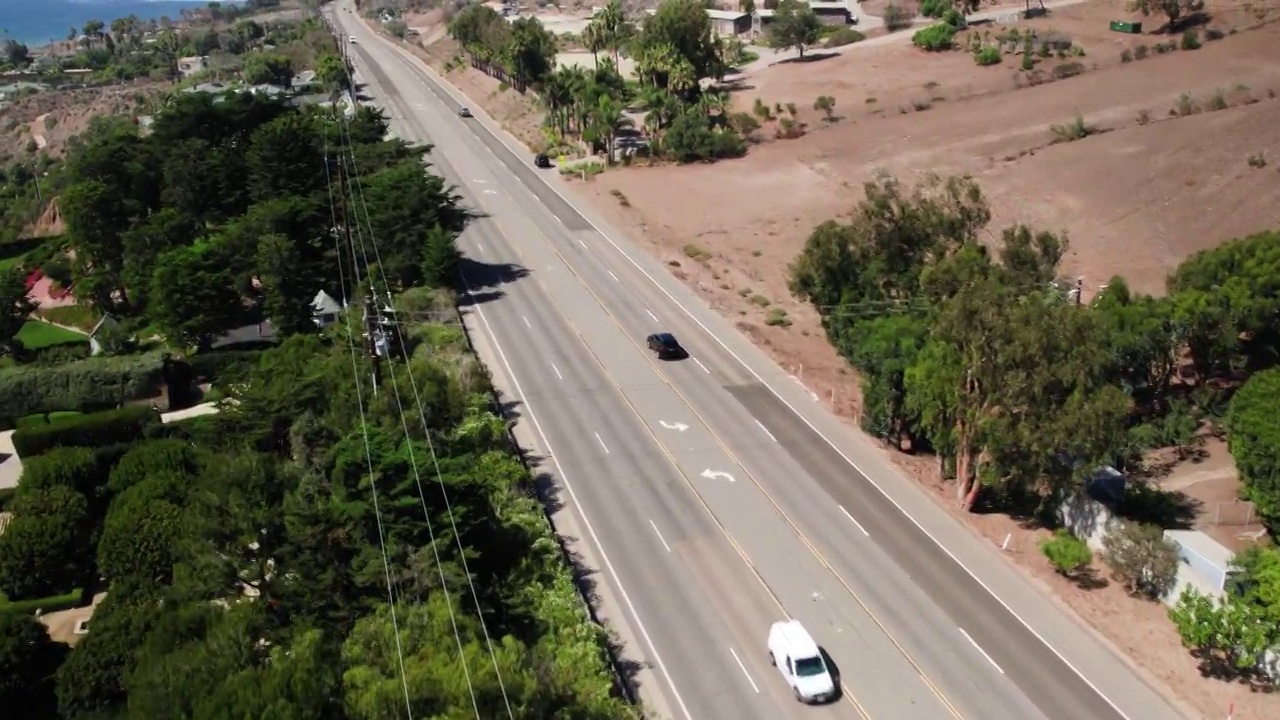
[362,291,382,395]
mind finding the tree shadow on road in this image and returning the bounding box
[456,257,530,307]
[490,387,649,705]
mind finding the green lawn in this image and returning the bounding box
[17,320,88,350]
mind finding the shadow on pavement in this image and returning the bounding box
[819,647,844,703]
[487,387,648,704]
[456,256,530,307]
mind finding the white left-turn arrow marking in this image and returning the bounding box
[660,420,689,432]
[701,469,735,482]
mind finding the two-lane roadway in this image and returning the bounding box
[330,5,1191,720]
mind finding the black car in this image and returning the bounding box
[646,332,686,360]
[458,107,472,118]
[534,153,553,168]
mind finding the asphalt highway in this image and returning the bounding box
[330,5,1191,720]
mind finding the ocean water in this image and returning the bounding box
[0,0,244,48]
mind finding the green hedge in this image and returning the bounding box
[0,487,14,509]
[11,406,158,459]
[0,351,167,418]
[0,587,87,616]
[14,411,84,430]
[0,235,47,260]
[186,349,265,383]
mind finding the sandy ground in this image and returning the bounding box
[0,81,166,161]
[382,2,1280,716]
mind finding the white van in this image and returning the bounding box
[767,619,837,704]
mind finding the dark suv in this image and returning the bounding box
[646,332,686,360]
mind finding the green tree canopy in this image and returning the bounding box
[0,612,66,715]
[242,52,295,87]
[768,0,823,58]
[1226,368,1280,530]
[0,486,92,600]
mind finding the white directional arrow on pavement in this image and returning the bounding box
[659,420,690,432]
[700,469,735,483]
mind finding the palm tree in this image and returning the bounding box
[597,0,631,65]
[590,95,634,162]
[582,20,605,69]
[539,70,574,137]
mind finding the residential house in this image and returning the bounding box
[642,8,751,36]
[311,290,343,328]
[708,9,752,36]
[177,56,208,78]
[755,0,855,35]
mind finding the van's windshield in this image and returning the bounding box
[794,656,826,677]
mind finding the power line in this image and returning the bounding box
[340,116,519,712]
[330,100,492,717]
[322,128,415,720]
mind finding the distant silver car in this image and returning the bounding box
[458,107,472,118]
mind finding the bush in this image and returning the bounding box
[107,439,203,496]
[15,447,103,496]
[974,46,1001,66]
[144,413,228,448]
[1181,28,1201,50]
[1101,521,1179,599]
[1051,61,1085,80]
[0,487,92,600]
[659,110,746,163]
[25,342,92,366]
[920,0,948,17]
[941,8,966,28]
[1040,529,1092,576]
[0,351,167,419]
[825,27,865,47]
[11,406,157,459]
[912,23,957,51]
[185,349,265,383]
[883,3,912,31]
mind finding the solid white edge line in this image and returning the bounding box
[838,505,870,537]
[550,362,564,381]
[645,308,659,322]
[377,25,1129,720]
[959,627,1005,675]
[753,419,777,443]
[496,132,1136,720]
[728,647,760,694]
[460,283,697,720]
[594,431,610,455]
[692,357,710,374]
[649,519,673,553]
